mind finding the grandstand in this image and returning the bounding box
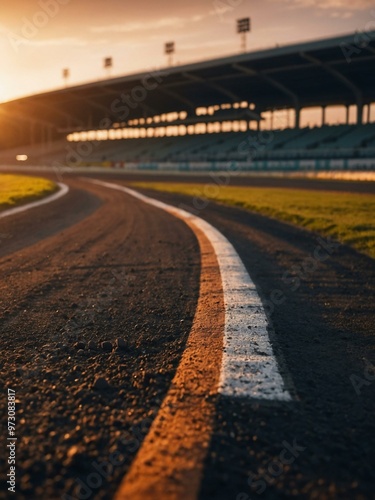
[61,125,375,161]
[1,123,374,171]
[0,31,374,171]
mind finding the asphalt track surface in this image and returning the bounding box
[0,172,374,500]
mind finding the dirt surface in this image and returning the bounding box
[117,221,225,500]
[0,178,200,499]
[0,173,374,499]
[130,187,375,500]
[0,184,101,260]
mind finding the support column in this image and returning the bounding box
[357,100,363,126]
[367,103,371,124]
[295,107,301,129]
[322,106,326,126]
[346,105,350,125]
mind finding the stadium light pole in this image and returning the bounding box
[165,42,175,66]
[237,18,251,52]
[104,57,113,78]
[62,68,69,88]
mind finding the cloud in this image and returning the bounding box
[90,13,208,35]
[6,35,87,47]
[328,10,354,18]
[281,0,374,10]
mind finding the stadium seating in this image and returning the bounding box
[1,123,374,167]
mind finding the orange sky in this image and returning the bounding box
[0,0,374,103]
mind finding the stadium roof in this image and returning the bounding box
[1,31,375,148]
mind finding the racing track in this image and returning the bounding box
[0,173,374,500]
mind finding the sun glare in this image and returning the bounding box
[0,81,19,103]
[0,83,8,103]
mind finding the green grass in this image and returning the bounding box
[131,182,375,259]
[0,174,58,211]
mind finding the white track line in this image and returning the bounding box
[91,179,292,401]
[0,183,69,219]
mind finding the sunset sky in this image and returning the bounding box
[0,0,373,103]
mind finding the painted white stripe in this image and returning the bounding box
[0,183,69,219]
[90,179,292,401]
